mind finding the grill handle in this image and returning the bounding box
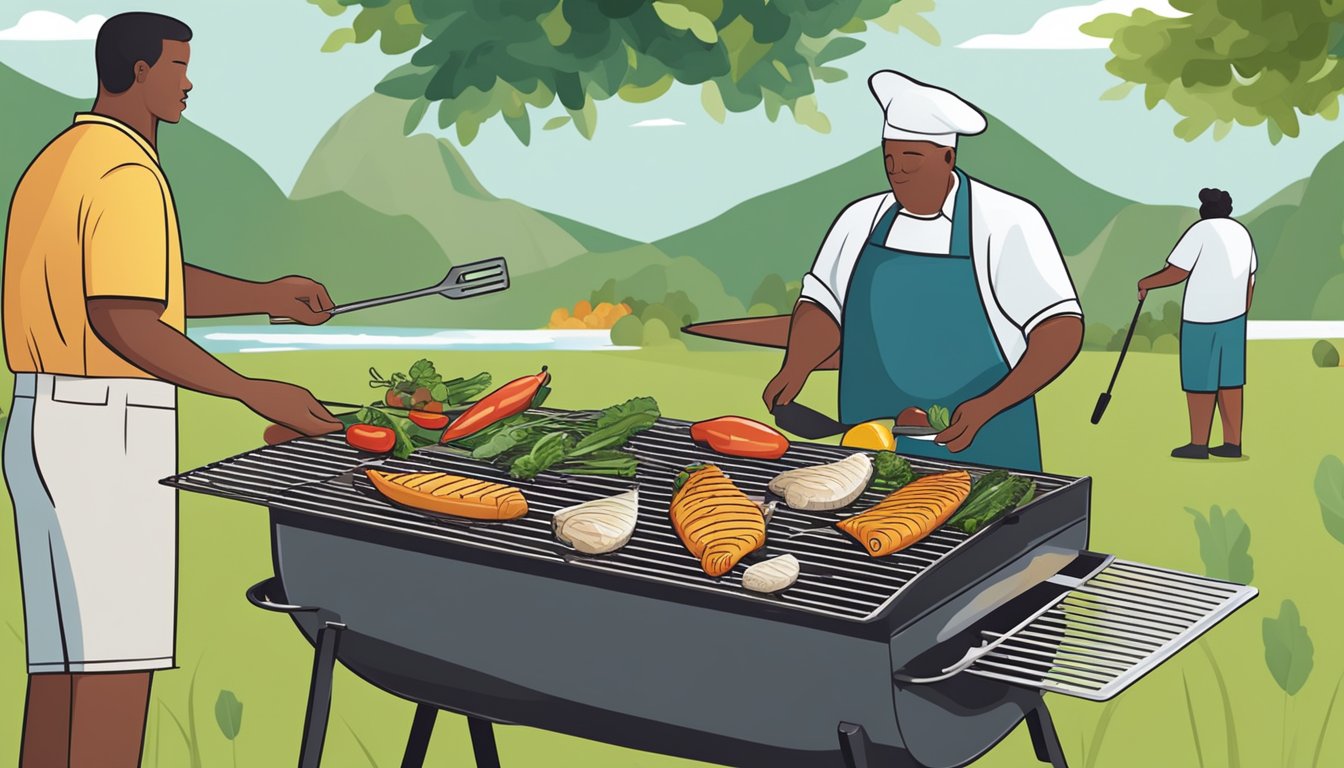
[246,577,344,627]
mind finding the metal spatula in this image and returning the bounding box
[269,257,510,324]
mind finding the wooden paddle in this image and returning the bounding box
[681,315,840,370]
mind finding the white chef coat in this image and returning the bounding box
[1165,218,1257,323]
[799,175,1083,367]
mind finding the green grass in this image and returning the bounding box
[1,342,1341,767]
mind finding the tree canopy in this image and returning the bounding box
[1082,1,1344,143]
[307,0,938,145]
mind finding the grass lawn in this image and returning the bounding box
[1,342,1341,767]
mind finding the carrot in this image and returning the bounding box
[346,424,396,453]
[689,416,789,460]
[440,366,551,443]
[408,411,449,430]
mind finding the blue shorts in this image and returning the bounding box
[1180,315,1246,393]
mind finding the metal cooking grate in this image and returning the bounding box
[165,416,1073,624]
[964,559,1257,700]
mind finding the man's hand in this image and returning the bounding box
[763,363,812,411]
[935,396,1000,453]
[238,379,343,436]
[266,276,334,325]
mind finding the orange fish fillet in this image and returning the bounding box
[669,465,767,577]
[366,470,528,520]
[836,471,971,556]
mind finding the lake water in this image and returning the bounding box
[189,326,636,353]
[188,321,1344,353]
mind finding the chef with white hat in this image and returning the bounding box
[762,71,1084,472]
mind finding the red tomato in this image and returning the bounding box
[420,401,444,413]
[896,407,930,428]
[346,424,396,453]
[408,411,450,430]
[385,390,407,408]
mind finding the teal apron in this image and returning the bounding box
[838,170,1042,472]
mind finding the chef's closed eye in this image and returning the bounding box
[886,151,926,175]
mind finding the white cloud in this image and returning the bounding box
[957,1,1182,50]
[630,118,686,128]
[0,11,106,41]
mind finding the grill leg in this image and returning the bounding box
[1026,703,1069,768]
[468,716,501,768]
[837,722,873,768]
[298,621,345,768]
[399,704,438,768]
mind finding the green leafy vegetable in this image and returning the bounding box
[927,404,951,432]
[571,397,661,458]
[872,451,915,490]
[368,362,490,405]
[559,450,639,477]
[946,472,1036,533]
[355,407,418,458]
[510,432,575,480]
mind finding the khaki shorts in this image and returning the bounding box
[4,373,178,673]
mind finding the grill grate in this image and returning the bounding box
[963,559,1256,700]
[165,416,1074,623]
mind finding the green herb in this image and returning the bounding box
[927,404,951,432]
[673,464,711,495]
[559,450,639,477]
[570,397,660,458]
[871,451,916,491]
[368,361,490,405]
[950,475,1036,534]
[510,432,576,480]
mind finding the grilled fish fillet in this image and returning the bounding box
[365,470,528,520]
[836,471,971,556]
[669,465,767,577]
[553,488,639,554]
[768,453,873,511]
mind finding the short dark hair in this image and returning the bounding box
[95,12,192,94]
[1198,187,1233,219]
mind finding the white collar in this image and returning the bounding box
[896,172,958,220]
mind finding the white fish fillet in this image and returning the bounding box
[742,554,800,593]
[553,488,639,554]
[767,453,874,511]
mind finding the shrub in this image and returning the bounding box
[1084,323,1114,349]
[1312,340,1340,368]
[1129,335,1152,353]
[610,314,643,346]
[642,318,673,346]
[640,304,684,338]
[1152,334,1180,354]
[747,303,778,317]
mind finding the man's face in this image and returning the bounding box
[136,39,192,123]
[883,139,955,189]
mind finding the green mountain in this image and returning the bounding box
[1255,141,1344,320]
[655,115,1135,301]
[292,94,591,277]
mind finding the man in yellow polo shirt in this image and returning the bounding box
[2,13,342,767]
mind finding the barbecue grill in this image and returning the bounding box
[165,413,1256,768]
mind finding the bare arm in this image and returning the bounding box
[1247,276,1255,313]
[938,315,1083,451]
[87,298,341,434]
[185,266,335,324]
[762,301,841,410]
[1138,264,1191,299]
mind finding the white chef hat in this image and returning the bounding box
[869,70,987,148]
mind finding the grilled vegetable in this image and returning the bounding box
[840,421,895,451]
[836,471,972,556]
[345,424,396,453]
[365,470,528,520]
[369,362,491,408]
[948,474,1037,534]
[871,451,916,491]
[441,367,552,443]
[742,554,800,594]
[689,416,789,460]
[408,411,450,430]
[553,489,639,554]
[927,405,952,432]
[669,464,768,577]
[569,397,660,458]
[768,454,873,511]
[509,432,574,480]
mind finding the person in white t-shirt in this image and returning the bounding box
[1138,188,1256,460]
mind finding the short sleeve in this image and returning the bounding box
[81,163,169,302]
[991,202,1083,335]
[798,195,889,326]
[1166,222,1205,272]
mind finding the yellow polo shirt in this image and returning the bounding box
[3,113,185,379]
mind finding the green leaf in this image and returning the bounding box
[872,0,941,45]
[541,1,572,46]
[503,110,532,146]
[403,97,430,134]
[321,27,357,52]
[1317,454,1344,546]
[1184,505,1254,583]
[409,359,435,383]
[701,80,726,123]
[430,383,450,402]
[815,37,865,66]
[1263,600,1313,696]
[214,690,243,741]
[543,115,571,130]
[570,97,597,139]
[1212,120,1232,141]
[772,60,792,82]
[308,0,348,17]
[653,1,718,44]
[619,74,675,102]
[814,66,847,83]
[1101,81,1136,101]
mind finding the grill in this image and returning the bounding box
[166,413,1256,768]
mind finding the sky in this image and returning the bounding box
[3,1,1343,242]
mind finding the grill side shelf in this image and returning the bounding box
[961,559,1257,701]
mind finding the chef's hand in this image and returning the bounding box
[240,379,343,437]
[267,276,334,325]
[936,396,999,453]
[762,363,811,411]
[1136,278,1150,301]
